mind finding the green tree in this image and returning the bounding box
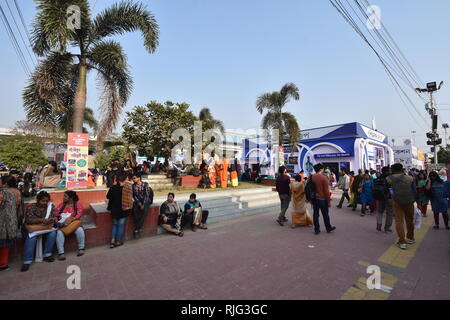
[94,145,129,169]
[256,83,301,147]
[0,141,48,168]
[122,101,198,159]
[23,0,159,146]
[436,147,450,164]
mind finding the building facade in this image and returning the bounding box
[243,122,395,177]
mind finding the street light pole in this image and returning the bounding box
[416,81,444,165]
[443,123,449,150]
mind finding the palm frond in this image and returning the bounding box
[282,112,301,146]
[256,93,277,114]
[88,40,133,104]
[280,82,300,106]
[91,1,159,53]
[31,0,91,55]
[95,73,124,149]
[23,52,76,127]
[199,108,213,121]
[261,112,281,130]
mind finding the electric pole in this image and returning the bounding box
[443,123,449,150]
[416,81,444,165]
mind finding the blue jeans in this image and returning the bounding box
[111,218,127,241]
[56,228,85,254]
[312,199,333,233]
[22,229,57,264]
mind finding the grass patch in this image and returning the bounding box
[153,182,267,197]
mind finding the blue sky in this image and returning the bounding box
[1,0,449,151]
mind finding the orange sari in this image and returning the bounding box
[221,158,229,188]
[290,181,313,227]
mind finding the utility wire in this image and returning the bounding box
[4,0,37,65]
[0,3,30,75]
[361,0,425,87]
[354,0,426,101]
[329,0,429,130]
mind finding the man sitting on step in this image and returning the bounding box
[182,193,209,232]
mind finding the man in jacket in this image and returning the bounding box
[374,166,393,232]
[311,163,336,235]
[276,166,291,226]
[386,163,416,250]
[352,169,364,212]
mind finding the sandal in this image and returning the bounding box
[77,249,85,257]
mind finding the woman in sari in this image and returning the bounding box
[0,176,23,271]
[221,158,229,189]
[290,175,313,228]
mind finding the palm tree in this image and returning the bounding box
[256,83,301,147]
[197,107,225,159]
[23,0,159,147]
[199,108,225,134]
[58,107,99,135]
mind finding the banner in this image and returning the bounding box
[66,133,89,190]
[137,156,148,165]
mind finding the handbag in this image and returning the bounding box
[60,219,82,236]
[25,202,54,233]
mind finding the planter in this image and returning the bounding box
[181,175,202,187]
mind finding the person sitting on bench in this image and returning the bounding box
[159,193,184,237]
[182,193,209,232]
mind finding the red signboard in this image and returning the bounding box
[66,133,89,189]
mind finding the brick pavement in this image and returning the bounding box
[0,193,448,300]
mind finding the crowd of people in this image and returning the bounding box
[275,163,450,250]
[2,155,449,273]
[0,167,211,272]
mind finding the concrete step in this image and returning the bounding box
[157,204,279,234]
[150,183,175,189]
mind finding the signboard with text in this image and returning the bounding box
[66,133,89,190]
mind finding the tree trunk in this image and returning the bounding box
[72,62,87,133]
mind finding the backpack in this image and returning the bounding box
[372,178,387,201]
[389,175,416,205]
[305,177,317,203]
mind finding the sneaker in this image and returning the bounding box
[396,242,407,250]
[384,229,393,233]
[315,230,320,235]
[57,254,66,261]
[433,225,439,230]
[360,213,365,217]
[43,256,55,263]
[327,226,336,233]
[20,264,30,272]
[405,238,415,244]
[336,205,342,209]
[282,217,288,222]
[0,265,9,271]
[276,219,284,226]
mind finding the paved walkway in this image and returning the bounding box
[0,193,449,300]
